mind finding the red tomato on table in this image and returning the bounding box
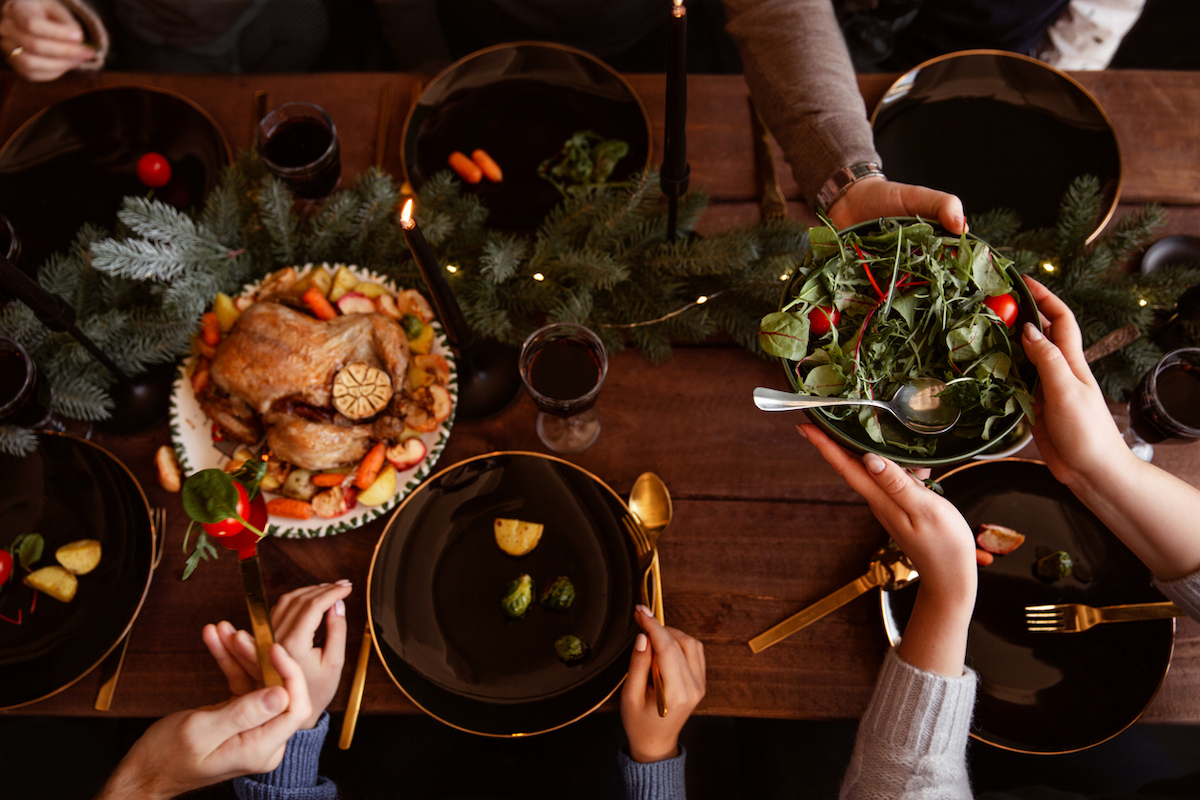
[0,550,12,587]
[136,152,172,188]
[983,293,1018,327]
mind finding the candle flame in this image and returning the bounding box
[400,198,413,224]
[674,0,683,6]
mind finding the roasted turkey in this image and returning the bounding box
[199,301,411,470]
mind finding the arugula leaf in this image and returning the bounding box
[10,533,44,571]
[182,528,219,580]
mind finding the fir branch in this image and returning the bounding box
[256,176,302,266]
[0,425,38,456]
[479,234,527,284]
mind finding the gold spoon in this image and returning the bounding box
[629,472,672,716]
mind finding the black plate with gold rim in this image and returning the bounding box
[0,86,230,271]
[402,42,652,232]
[368,451,640,736]
[0,434,155,710]
[881,459,1173,754]
[871,50,1121,242]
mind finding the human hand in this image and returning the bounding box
[203,580,352,730]
[0,0,93,82]
[97,644,312,800]
[620,605,705,763]
[1019,276,1130,488]
[828,176,967,235]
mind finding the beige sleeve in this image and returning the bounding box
[60,0,109,71]
[721,0,881,206]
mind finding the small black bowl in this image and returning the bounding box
[1140,234,1200,274]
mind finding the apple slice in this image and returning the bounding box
[385,438,427,471]
[336,292,377,315]
[397,289,434,322]
[976,523,1025,555]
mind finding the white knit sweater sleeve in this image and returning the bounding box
[1154,567,1200,622]
[840,648,977,800]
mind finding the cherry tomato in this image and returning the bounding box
[136,152,172,188]
[983,293,1019,327]
[201,480,253,538]
[808,305,841,336]
[0,550,12,588]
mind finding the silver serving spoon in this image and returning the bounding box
[752,377,961,435]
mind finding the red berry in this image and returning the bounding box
[137,152,172,188]
[983,293,1018,327]
[808,305,841,336]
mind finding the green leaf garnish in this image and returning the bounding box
[10,533,44,571]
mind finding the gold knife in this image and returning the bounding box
[749,98,787,222]
[338,621,373,749]
[240,552,283,687]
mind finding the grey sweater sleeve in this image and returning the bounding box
[720,0,881,206]
[232,712,339,800]
[1154,567,1200,621]
[620,745,687,800]
[840,649,977,800]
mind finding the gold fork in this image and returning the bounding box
[1025,601,1184,633]
[622,514,667,717]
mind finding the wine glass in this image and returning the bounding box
[0,337,54,430]
[255,102,341,200]
[519,323,608,453]
[1123,347,1200,462]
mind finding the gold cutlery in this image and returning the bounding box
[622,513,667,717]
[748,98,786,222]
[749,546,919,653]
[95,505,166,711]
[338,621,373,749]
[1025,601,1184,633]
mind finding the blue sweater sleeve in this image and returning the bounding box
[620,745,687,800]
[232,712,339,800]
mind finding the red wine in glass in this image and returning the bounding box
[1126,347,1200,460]
[519,324,608,452]
[256,102,340,200]
[0,337,52,429]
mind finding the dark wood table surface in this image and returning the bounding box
[2,70,1199,723]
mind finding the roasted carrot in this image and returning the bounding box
[448,151,483,183]
[471,149,502,182]
[267,497,316,519]
[976,548,995,567]
[303,286,338,321]
[311,472,348,487]
[191,357,210,394]
[196,338,217,360]
[354,442,387,490]
[200,312,220,346]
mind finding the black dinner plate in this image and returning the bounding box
[0,433,155,710]
[368,451,641,736]
[0,86,230,271]
[881,459,1173,753]
[402,42,652,232]
[871,51,1121,242]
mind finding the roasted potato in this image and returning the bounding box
[55,539,101,575]
[24,566,78,603]
[494,518,543,556]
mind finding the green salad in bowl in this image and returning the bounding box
[759,217,1040,467]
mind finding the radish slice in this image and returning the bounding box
[386,438,427,470]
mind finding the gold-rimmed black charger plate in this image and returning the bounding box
[881,459,1173,753]
[0,86,230,270]
[871,50,1121,242]
[368,451,640,736]
[0,433,155,710]
[402,42,652,232]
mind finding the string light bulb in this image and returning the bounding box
[532,273,545,281]
[1139,298,1148,307]
[446,265,458,273]
[1041,261,1056,273]
[780,273,790,281]
[696,295,708,304]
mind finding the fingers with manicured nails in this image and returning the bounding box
[799,423,894,511]
[622,627,653,708]
[1022,276,1089,371]
[202,623,257,696]
[321,596,348,671]
[1021,321,1082,403]
[223,644,311,758]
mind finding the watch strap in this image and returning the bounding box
[815,162,885,213]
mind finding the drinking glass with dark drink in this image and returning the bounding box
[519,323,608,453]
[255,102,340,200]
[1124,347,1200,462]
[0,337,53,429]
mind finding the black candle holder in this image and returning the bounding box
[0,253,170,434]
[400,214,521,419]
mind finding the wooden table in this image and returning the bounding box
[2,70,1199,724]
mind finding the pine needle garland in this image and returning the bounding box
[2,161,1195,455]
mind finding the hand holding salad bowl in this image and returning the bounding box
[758,217,1040,468]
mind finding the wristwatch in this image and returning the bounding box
[815,162,885,214]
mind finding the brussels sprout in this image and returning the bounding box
[400,314,424,340]
[501,574,534,618]
[539,576,576,611]
[554,634,589,664]
[1036,550,1074,582]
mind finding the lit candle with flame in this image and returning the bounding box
[399,198,473,349]
[662,0,689,240]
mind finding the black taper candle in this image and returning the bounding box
[399,203,475,351]
[662,0,690,240]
